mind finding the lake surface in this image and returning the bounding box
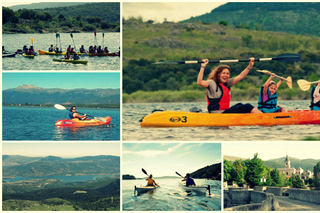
[122,178,221,211]
[2,106,120,140]
[3,175,109,183]
[122,100,320,141]
[2,33,120,70]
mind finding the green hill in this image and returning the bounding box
[191,163,221,180]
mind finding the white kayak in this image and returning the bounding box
[134,184,160,195]
[178,182,210,194]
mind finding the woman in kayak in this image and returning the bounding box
[146,174,158,186]
[69,106,90,120]
[258,73,286,113]
[310,81,320,110]
[197,58,262,114]
[182,173,196,186]
[80,45,88,53]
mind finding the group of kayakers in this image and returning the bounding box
[22,45,35,55]
[197,58,320,114]
[146,173,195,187]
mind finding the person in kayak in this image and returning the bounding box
[197,58,262,114]
[182,173,196,186]
[73,52,80,60]
[80,45,87,53]
[310,81,320,111]
[146,174,158,186]
[258,73,286,113]
[69,106,90,120]
[64,52,70,59]
[48,45,54,52]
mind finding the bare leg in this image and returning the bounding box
[251,108,262,114]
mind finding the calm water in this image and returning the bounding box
[122,100,320,141]
[3,175,110,182]
[2,106,120,140]
[2,33,120,70]
[122,178,221,211]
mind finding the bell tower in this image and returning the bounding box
[285,155,290,168]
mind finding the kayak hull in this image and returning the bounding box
[53,58,88,64]
[135,184,159,194]
[38,50,87,55]
[22,53,34,58]
[2,53,16,58]
[140,110,320,127]
[88,52,119,57]
[179,182,208,193]
[55,116,111,127]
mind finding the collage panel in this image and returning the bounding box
[122,143,221,211]
[2,72,120,141]
[223,141,320,211]
[2,2,120,70]
[2,142,121,211]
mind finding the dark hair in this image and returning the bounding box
[70,106,76,112]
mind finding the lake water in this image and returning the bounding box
[3,175,110,183]
[122,100,320,141]
[2,106,120,140]
[122,178,221,211]
[2,33,120,70]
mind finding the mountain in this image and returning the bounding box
[191,162,221,180]
[3,155,120,178]
[8,3,88,11]
[183,2,320,36]
[2,84,120,105]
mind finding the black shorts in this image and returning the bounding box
[222,103,254,114]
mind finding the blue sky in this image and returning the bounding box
[3,142,120,158]
[122,143,221,178]
[2,72,120,90]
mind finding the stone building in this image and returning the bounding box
[278,155,313,179]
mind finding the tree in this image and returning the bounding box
[245,153,264,188]
[314,161,320,189]
[233,159,246,185]
[270,167,283,186]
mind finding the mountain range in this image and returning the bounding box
[224,155,320,171]
[183,2,320,36]
[3,155,120,178]
[2,85,120,105]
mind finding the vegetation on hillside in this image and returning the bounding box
[123,17,320,103]
[191,163,221,180]
[2,3,120,34]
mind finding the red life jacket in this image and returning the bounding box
[207,83,231,112]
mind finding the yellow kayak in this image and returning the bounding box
[38,50,87,56]
[140,110,320,127]
[22,53,34,58]
[53,58,88,64]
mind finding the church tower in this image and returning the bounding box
[285,155,291,168]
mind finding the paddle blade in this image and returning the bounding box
[297,79,311,91]
[142,168,148,176]
[286,77,292,89]
[274,53,301,63]
[31,38,33,43]
[94,31,97,37]
[175,171,183,178]
[257,70,272,75]
[54,104,67,110]
[70,33,73,38]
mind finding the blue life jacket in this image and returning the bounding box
[258,86,281,113]
[186,177,195,186]
[69,112,75,119]
[310,85,320,111]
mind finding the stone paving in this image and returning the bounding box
[275,196,320,211]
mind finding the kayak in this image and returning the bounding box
[55,116,111,127]
[22,53,34,58]
[178,182,210,194]
[140,109,320,127]
[134,184,159,195]
[38,50,87,56]
[2,53,15,57]
[88,52,119,57]
[53,58,88,64]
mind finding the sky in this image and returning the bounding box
[223,141,320,161]
[2,73,120,90]
[3,142,120,158]
[123,2,226,23]
[122,143,221,178]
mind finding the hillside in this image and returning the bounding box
[3,155,120,178]
[8,3,88,11]
[2,85,120,106]
[191,162,221,180]
[183,2,320,36]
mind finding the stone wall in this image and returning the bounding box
[288,188,320,205]
[266,187,288,196]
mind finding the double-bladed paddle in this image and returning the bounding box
[54,104,107,122]
[175,171,184,178]
[257,70,292,89]
[153,53,301,65]
[297,79,320,91]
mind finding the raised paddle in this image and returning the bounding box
[153,53,301,65]
[257,70,292,89]
[297,79,320,91]
[175,171,184,178]
[70,33,77,52]
[54,104,107,122]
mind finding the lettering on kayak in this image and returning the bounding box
[63,121,74,124]
[169,116,187,123]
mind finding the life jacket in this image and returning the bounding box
[258,86,280,113]
[207,82,231,112]
[147,178,154,186]
[186,177,195,186]
[69,112,75,119]
[310,85,320,111]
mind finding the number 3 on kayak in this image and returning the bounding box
[169,116,187,123]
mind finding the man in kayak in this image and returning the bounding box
[69,106,90,120]
[310,81,320,110]
[146,174,158,186]
[197,58,262,114]
[182,173,196,186]
[48,45,54,52]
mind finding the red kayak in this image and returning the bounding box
[55,116,111,127]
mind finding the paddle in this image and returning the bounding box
[54,104,107,122]
[175,171,184,178]
[153,53,301,65]
[31,38,33,46]
[297,79,320,91]
[257,70,292,89]
[94,31,97,46]
[70,33,77,52]
[102,33,105,48]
